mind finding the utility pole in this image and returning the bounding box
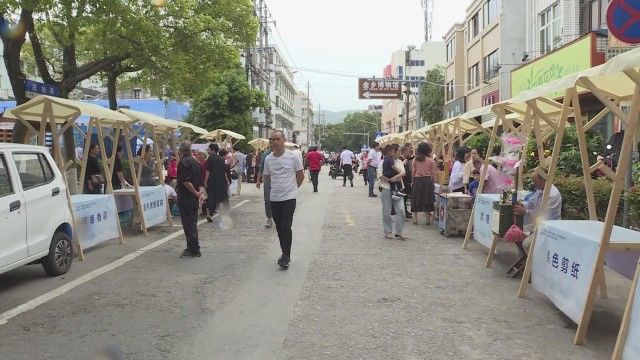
[306,81,311,149]
[404,83,411,132]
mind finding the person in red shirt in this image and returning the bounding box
[306,146,324,193]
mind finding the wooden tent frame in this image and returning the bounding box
[460,101,564,267]
[513,67,640,344]
[613,261,640,359]
[117,111,177,236]
[7,97,128,260]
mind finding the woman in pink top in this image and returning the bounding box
[411,142,437,225]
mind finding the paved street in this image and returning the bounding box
[0,171,631,359]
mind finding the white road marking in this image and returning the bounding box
[0,200,250,326]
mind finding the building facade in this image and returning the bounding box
[381,41,446,133]
[293,90,315,149]
[268,46,298,140]
[443,23,467,119]
[463,0,526,113]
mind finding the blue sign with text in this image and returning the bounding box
[24,79,60,98]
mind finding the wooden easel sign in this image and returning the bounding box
[613,262,640,360]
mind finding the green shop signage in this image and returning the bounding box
[511,36,592,98]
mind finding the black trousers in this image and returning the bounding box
[178,201,200,252]
[342,164,354,185]
[310,170,320,192]
[271,199,297,256]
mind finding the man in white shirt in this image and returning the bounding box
[367,144,381,197]
[339,145,355,187]
[514,168,563,233]
[263,131,305,268]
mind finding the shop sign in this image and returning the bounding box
[511,36,592,98]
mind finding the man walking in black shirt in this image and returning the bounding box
[176,141,205,258]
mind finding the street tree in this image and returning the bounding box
[419,65,445,125]
[318,112,380,152]
[185,68,267,142]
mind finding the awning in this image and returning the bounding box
[119,108,181,130]
[201,129,247,141]
[4,95,130,124]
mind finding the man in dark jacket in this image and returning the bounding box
[176,141,205,258]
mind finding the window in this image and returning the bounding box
[446,39,455,62]
[397,66,404,78]
[12,153,54,190]
[580,0,610,35]
[408,60,425,66]
[468,63,480,89]
[467,11,480,41]
[483,49,499,80]
[483,0,499,27]
[0,154,13,197]
[133,88,141,99]
[540,3,561,54]
[446,80,455,101]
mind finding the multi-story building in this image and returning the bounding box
[443,23,467,119]
[293,90,315,149]
[463,0,526,113]
[269,46,297,140]
[381,41,446,133]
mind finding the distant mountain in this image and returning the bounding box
[320,110,359,124]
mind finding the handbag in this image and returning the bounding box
[504,223,525,243]
[230,170,239,180]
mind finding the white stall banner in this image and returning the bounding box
[531,221,599,324]
[71,194,119,249]
[622,272,640,359]
[139,186,168,228]
[473,194,500,249]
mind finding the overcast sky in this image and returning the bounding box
[267,0,470,112]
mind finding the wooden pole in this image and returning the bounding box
[518,91,572,298]
[612,261,640,360]
[574,80,640,345]
[462,109,501,250]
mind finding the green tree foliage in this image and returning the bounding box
[318,112,380,152]
[523,125,604,176]
[419,65,445,125]
[1,0,257,104]
[465,133,501,158]
[185,69,267,141]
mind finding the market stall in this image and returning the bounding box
[613,261,640,360]
[118,109,177,235]
[507,47,640,345]
[248,138,270,151]
[460,100,567,271]
[201,129,246,148]
[5,95,130,260]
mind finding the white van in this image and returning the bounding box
[0,144,73,276]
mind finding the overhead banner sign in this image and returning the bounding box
[358,78,402,100]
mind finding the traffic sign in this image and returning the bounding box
[358,78,402,100]
[607,0,640,44]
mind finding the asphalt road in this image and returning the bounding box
[0,171,632,359]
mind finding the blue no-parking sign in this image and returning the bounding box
[608,0,640,44]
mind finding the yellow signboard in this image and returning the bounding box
[511,36,592,98]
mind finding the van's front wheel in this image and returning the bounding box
[42,232,73,276]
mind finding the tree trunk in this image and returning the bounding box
[107,70,118,110]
